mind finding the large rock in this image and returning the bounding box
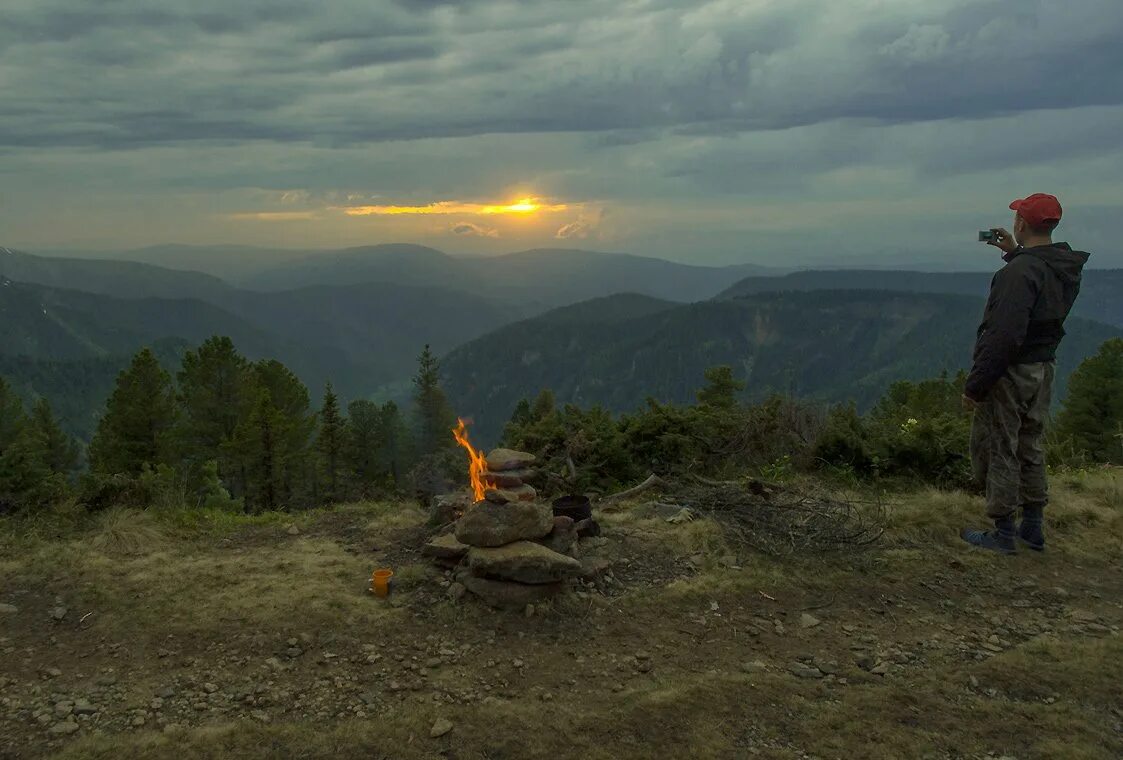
[467,541,582,584]
[486,448,537,472]
[536,516,578,556]
[482,486,537,504]
[489,469,539,488]
[422,533,470,563]
[455,500,553,548]
[459,574,564,610]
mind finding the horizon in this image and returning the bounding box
[4,1,1122,267]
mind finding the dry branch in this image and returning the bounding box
[599,473,666,504]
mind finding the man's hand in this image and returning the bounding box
[961,394,978,413]
[986,228,1018,254]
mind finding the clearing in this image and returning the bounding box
[1,470,1121,759]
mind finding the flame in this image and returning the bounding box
[452,418,494,502]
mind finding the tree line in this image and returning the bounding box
[0,337,457,514]
[1,335,1120,515]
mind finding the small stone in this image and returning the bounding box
[286,525,300,536]
[741,660,768,673]
[425,657,442,669]
[43,667,63,678]
[48,720,80,735]
[446,582,467,601]
[202,683,219,694]
[430,718,454,738]
[50,607,68,622]
[800,613,822,629]
[156,686,176,698]
[73,701,97,715]
[131,715,146,727]
[788,662,823,679]
[0,603,17,614]
[870,662,891,676]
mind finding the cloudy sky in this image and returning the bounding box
[2,0,1122,267]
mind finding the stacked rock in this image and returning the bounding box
[482,447,540,502]
[422,448,582,610]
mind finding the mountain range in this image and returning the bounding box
[2,243,1121,442]
[441,290,1122,443]
[720,269,1123,328]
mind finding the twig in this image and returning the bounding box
[599,473,666,503]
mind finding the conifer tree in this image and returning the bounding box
[0,377,27,454]
[245,360,315,508]
[412,345,454,460]
[1055,338,1123,463]
[89,348,177,476]
[0,379,50,511]
[379,401,408,488]
[346,399,383,495]
[29,398,80,475]
[316,383,346,503]
[176,337,257,496]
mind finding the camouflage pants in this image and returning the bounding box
[970,362,1054,520]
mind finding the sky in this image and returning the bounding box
[2,0,1122,267]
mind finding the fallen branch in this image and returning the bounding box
[599,473,666,504]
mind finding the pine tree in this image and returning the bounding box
[28,398,80,475]
[316,383,347,503]
[247,360,315,508]
[0,428,52,511]
[1055,338,1123,463]
[176,337,257,497]
[379,401,408,488]
[90,348,178,476]
[412,345,454,459]
[346,399,383,495]
[0,379,49,512]
[696,366,744,410]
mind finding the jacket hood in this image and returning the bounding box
[1022,242,1089,286]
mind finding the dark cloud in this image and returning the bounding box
[3,0,1121,151]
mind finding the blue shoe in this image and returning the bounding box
[960,527,1016,555]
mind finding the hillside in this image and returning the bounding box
[0,276,528,436]
[442,290,1122,442]
[0,246,232,301]
[719,268,1123,328]
[244,244,771,306]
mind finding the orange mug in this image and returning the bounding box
[371,569,394,597]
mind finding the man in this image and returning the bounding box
[961,193,1089,554]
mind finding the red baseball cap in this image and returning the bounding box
[1010,193,1062,227]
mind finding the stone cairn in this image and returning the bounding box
[423,448,585,610]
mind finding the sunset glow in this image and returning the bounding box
[341,197,568,216]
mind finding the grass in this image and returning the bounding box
[3,472,1121,759]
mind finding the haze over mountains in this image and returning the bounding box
[441,291,1121,443]
[2,242,1120,441]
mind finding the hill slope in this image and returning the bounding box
[719,269,1123,327]
[0,246,232,300]
[442,290,1121,442]
[245,244,771,306]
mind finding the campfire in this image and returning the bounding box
[423,419,599,610]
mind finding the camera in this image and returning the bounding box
[978,230,996,242]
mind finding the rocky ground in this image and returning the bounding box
[1,471,1121,759]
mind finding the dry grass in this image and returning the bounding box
[4,483,1122,760]
[88,507,169,556]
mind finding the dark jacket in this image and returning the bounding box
[965,242,1089,401]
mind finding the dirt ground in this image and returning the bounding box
[1,470,1121,760]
